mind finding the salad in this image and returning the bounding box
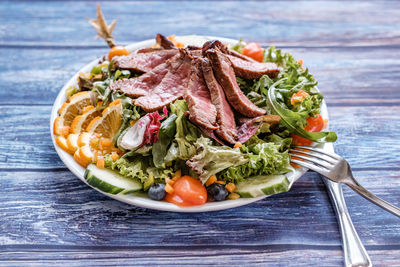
[53,6,336,207]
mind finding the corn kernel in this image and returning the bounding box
[225,183,236,193]
[228,193,240,200]
[206,175,217,187]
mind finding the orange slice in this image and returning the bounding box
[73,99,123,167]
[70,106,100,134]
[55,136,70,153]
[66,133,79,154]
[53,91,97,136]
[86,99,123,138]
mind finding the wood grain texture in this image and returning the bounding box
[0,1,399,48]
[1,47,400,106]
[1,246,400,267]
[1,105,399,170]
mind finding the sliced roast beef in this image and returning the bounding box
[236,115,281,143]
[188,49,202,57]
[202,58,237,144]
[197,125,226,146]
[156,33,177,49]
[134,50,193,112]
[136,47,163,53]
[226,55,279,79]
[184,58,218,130]
[202,40,257,62]
[113,49,178,73]
[205,49,266,117]
[110,59,172,97]
[202,40,279,79]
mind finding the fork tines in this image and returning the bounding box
[289,146,339,173]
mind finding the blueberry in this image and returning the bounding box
[207,183,228,201]
[148,183,166,201]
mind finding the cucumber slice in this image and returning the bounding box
[236,175,290,198]
[84,164,143,195]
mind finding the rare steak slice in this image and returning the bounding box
[202,58,237,144]
[202,40,256,62]
[110,60,171,97]
[134,50,192,112]
[113,49,178,73]
[205,49,266,117]
[202,40,279,79]
[156,33,177,49]
[226,54,279,79]
[184,58,218,130]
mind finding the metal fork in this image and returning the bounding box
[290,145,400,217]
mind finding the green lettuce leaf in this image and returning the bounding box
[165,100,202,162]
[104,154,173,186]
[218,142,292,183]
[267,84,337,142]
[186,137,249,184]
[152,114,177,168]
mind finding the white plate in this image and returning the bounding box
[50,35,329,212]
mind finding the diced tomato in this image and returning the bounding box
[290,90,310,106]
[108,46,130,61]
[165,176,207,206]
[304,114,324,132]
[242,42,264,62]
[291,114,324,146]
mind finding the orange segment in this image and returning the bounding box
[86,100,123,138]
[55,136,70,153]
[77,132,92,147]
[72,99,123,166]
[66,133,79,154]
[53,91,97,136]
[73,150,90,167]
[70,106,100,134]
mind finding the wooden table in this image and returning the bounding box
[1,1,399,266]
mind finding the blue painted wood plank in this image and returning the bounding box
[1,246,400,267]
[0,47,399,105]
[0,1,399,47]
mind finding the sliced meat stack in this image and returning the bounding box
[134,50,192,112]
[110,34,281,145]
[113,49,178,73]
[184,58,218,130]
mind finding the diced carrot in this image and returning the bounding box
[290,90,310,106]
[172,170,181,181]
[215,180,225,185]
[225,183,236,193]
[227,193,240,200]
[90,137,99,149]
[130,120,137,126]
[165,183,174,194]
[111,152,119,161]
[206,175,217,187]
[297,59,303,66]
[233,142,242,148]
[176,42,185,48]
[96,156,105,169]
[100,138,113,149]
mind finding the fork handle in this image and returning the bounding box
[324,178,372,267]
[345,179,400,218]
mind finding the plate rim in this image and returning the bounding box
[50,35,328,213]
